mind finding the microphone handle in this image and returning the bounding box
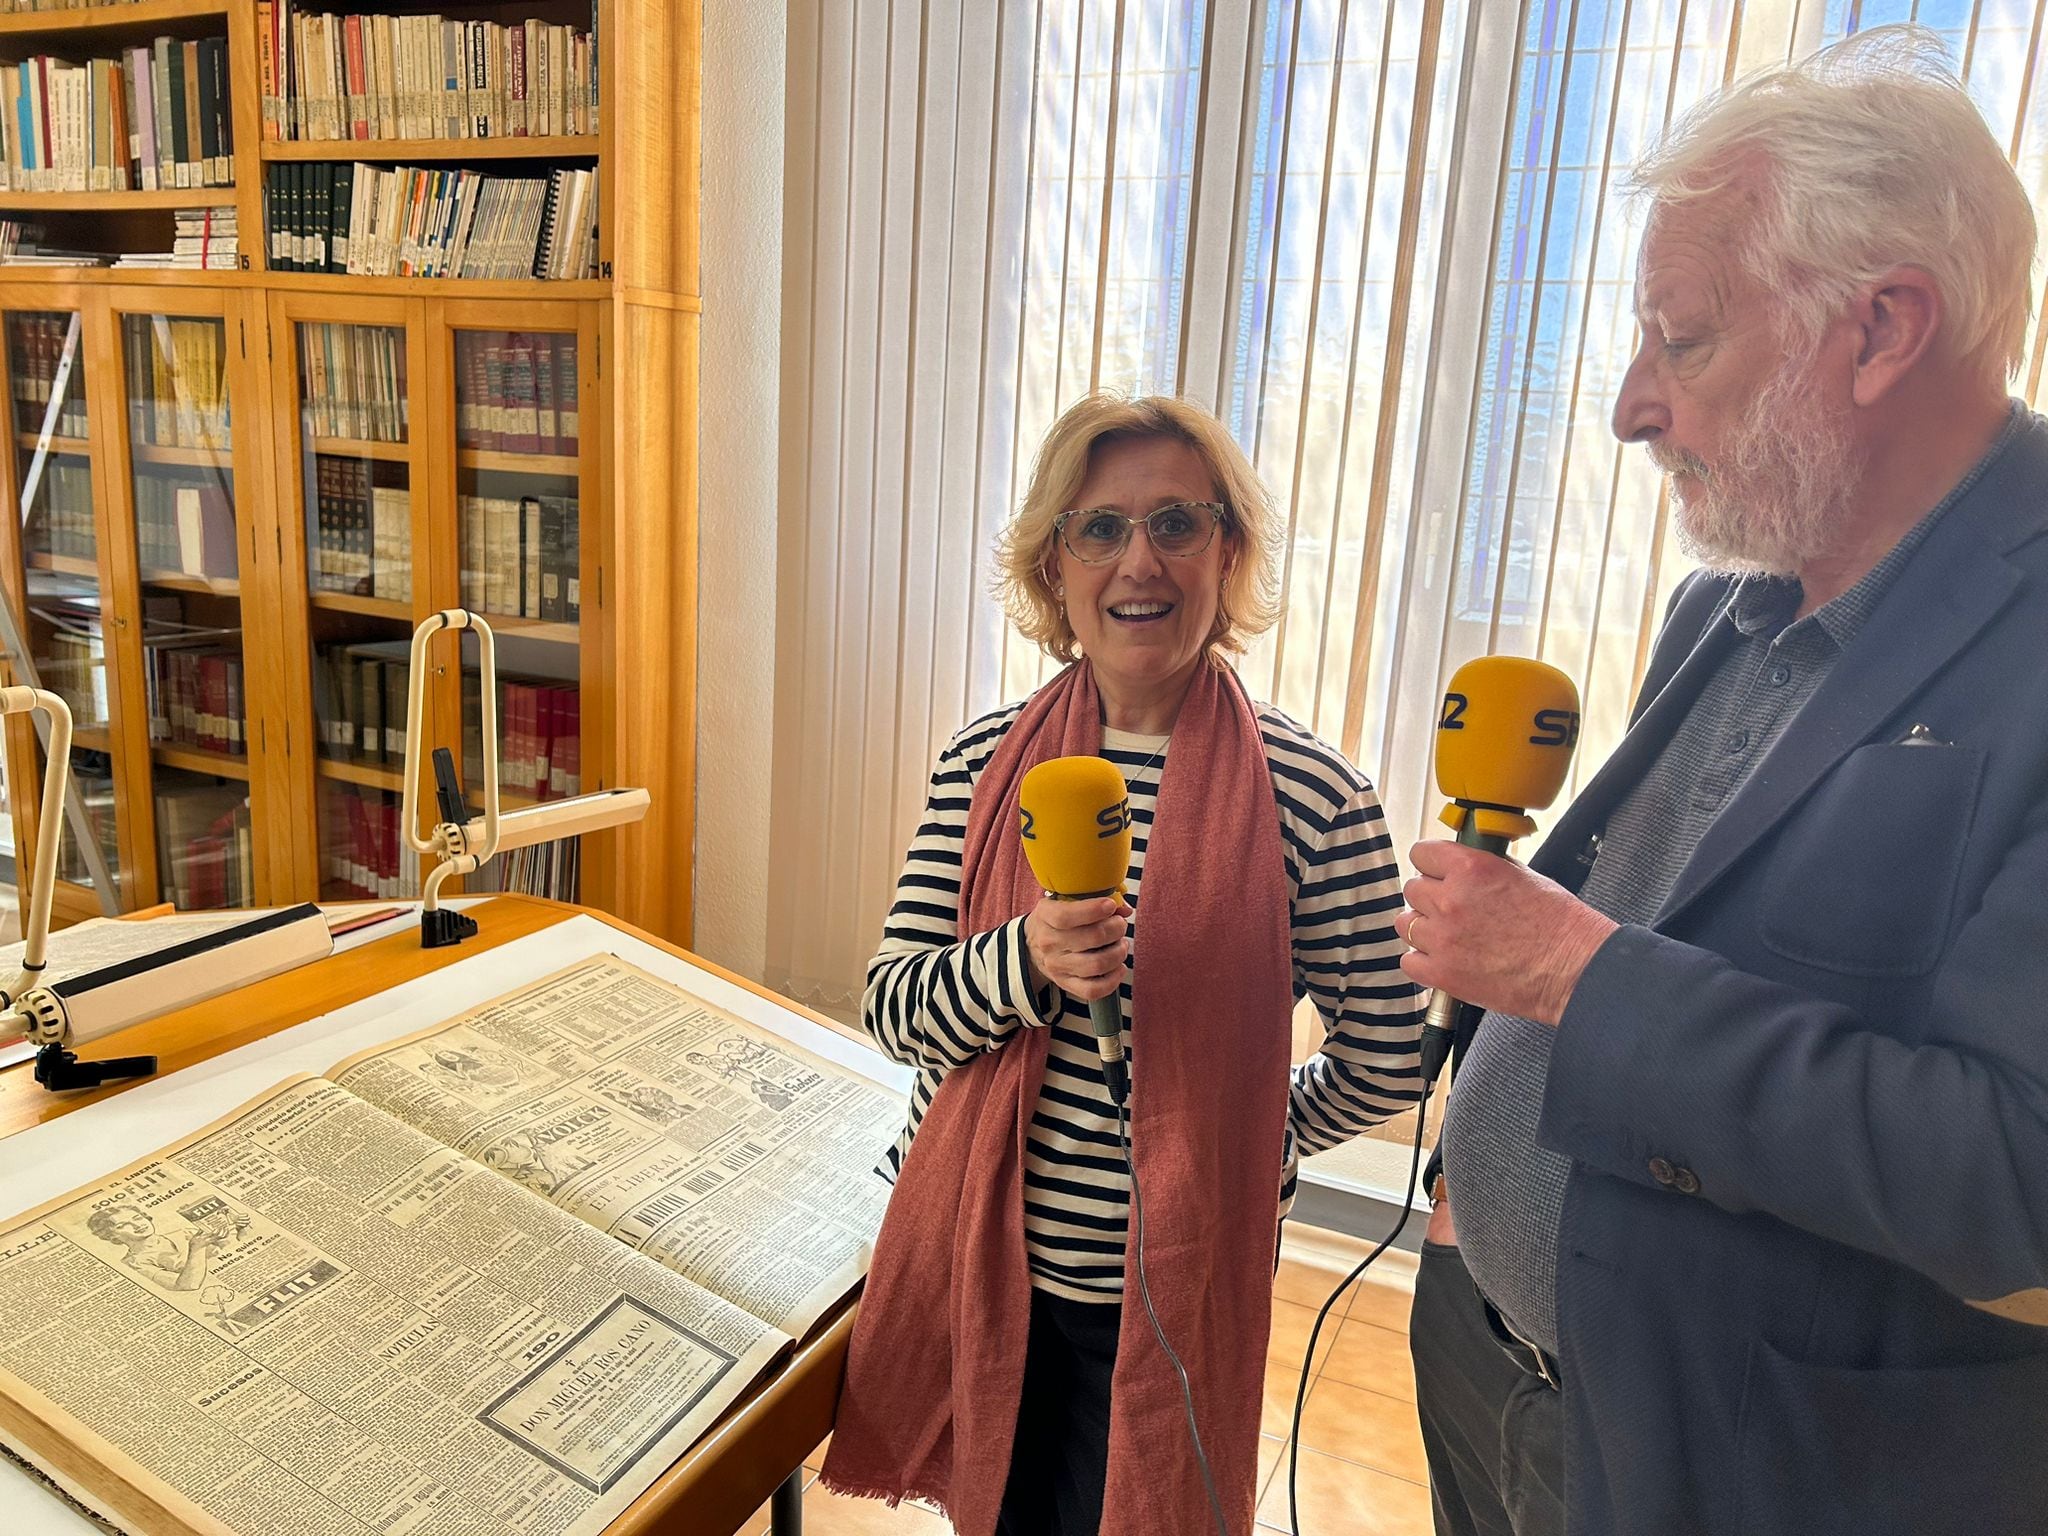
[1418,816,1513,1080]
[1042,891,1132,1104]
[1084,993,1129,1106]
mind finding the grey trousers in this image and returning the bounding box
[1410,1241,1566,1536]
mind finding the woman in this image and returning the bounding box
[823,394,1424,1535]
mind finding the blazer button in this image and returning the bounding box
[1673,1167,1701,1196]
[1648,1156,1676,1186]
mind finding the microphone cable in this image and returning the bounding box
[1118,1099,1231,1536]
[1285,1060,1435,1536]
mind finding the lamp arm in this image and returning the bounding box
[400,611,503,912]
[0,686,70,1006]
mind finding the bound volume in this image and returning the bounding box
[0,955,901,1535]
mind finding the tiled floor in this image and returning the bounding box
[740,1230,1432,1535]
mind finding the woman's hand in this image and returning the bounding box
[1023,894,1130,1003]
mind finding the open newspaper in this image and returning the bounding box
[0,955,904,1536]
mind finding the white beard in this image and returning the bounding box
[1652,355,1863,578]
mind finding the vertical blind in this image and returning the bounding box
[768,0,2048,1016]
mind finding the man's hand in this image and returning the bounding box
[1397,841,1618,1027]
[1024,894,1130,1003]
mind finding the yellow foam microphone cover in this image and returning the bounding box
[1018,755,1133,899]
[1434,656,1582,841]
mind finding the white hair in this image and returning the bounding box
[1628,24,2037,380]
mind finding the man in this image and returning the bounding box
[1401,27,2048,1536]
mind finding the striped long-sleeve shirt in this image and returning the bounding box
[864,699,1425,1302]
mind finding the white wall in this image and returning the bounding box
[691,0,785,982]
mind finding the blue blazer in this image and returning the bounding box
[1529,411,2048,1535]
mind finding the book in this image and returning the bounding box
[6,310,85,436]
[264,10,595,144]
[0,954,902,1536]
[521,493,541,616]
[152,777,251,908]
[299,320,404,442]
[455,331,578,451]
[125,316,228,449]
[22,458,93,561]
[171,483,234,577]
[308,453,408,594]
[312,642,411,767]
[111,207,241,271]
[268,163,598,280]
[0,38,225,192]
[143,644,245,757]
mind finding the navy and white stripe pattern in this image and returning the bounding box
[864,697,1426,1301]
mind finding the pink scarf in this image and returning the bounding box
[823,660,1296,1535]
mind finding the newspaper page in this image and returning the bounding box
[327,955,904,1336]
[0,1076,789,1536]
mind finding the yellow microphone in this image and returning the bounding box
[1418,656,1581,1079]
[1018,755,1134,1102]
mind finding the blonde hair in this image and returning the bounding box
[995,392,1281,664]
[1628,24,2036,380]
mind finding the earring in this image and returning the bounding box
[1056,583,1065,599]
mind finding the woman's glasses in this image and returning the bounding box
[1053,501,1226,564]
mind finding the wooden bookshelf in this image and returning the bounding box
[316,757,400,792]
[152,740,249,779]
[0,189,237,210]
[309,434,405,463]
[478,613,578,646]
[262,135,601,163]
[0,0,701,945]
[458,447,580,476]
[310,590,407,620]
[24,550,95,578]
[137,567,238,595]
[0,0,230,39]
[132,440,231,468]
[0,268,612,298]
[14,432,88,455]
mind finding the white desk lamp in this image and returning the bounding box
[0,684,336,1091]
[399,609,649,948]
[1,685,76,1016]
[0,687,153,1088]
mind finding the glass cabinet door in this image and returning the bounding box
[8,308,123,898]
[122,312,253,910]
[452,327,583,821]
[296,318,420,900]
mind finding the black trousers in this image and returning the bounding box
[997,1288,1122,1536]
[1410,1241,1566,1536]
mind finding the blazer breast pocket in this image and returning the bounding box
[1757,742,1983,977]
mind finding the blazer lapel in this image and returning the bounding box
[1653,522,2023,929]
[1532,576,1742,885]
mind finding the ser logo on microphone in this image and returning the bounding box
[1096,798,1131,839]
[1530,709,1580,749]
